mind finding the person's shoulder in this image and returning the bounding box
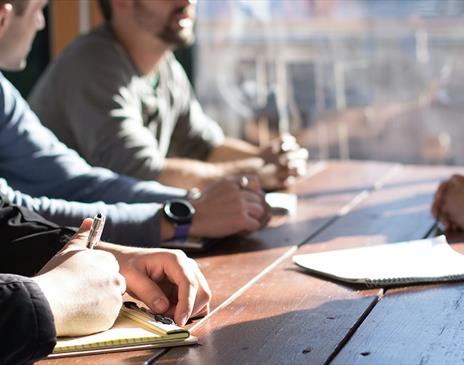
[162,52,183,70]
[0,72,22,103]
[55,24,129,71]
[161,52,189,83]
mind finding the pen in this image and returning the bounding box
[87,213,106,249]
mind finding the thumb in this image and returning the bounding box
[38,218,94,273]
[67,218,94,249]
[78,218,93,234]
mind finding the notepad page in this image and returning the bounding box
[293,235,464,284]
[265,192,298,215]
[54,314,187,353]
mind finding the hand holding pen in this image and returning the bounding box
[87,213,106,249]
[35,217,125,336]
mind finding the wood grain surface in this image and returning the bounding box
[156,164,454,365]
[37,161,460,365]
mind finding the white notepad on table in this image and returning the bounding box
[293,236,464,287]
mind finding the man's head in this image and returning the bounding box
[0,0,46,71]
[102,0,196,49]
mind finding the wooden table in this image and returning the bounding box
[39,160,464,365]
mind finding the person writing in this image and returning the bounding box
[0,192,211,364]
[29,0,309,191]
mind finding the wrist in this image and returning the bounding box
[160,214,176,241]
[33,274,63,334]
[161,199,195,241]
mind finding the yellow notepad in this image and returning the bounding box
[49,302,197,358]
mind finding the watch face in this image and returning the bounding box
[164,199,195,224]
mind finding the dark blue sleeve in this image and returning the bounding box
[0,73,185,205]
[0,178,163,247]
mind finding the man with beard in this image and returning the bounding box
[29,0,308,191]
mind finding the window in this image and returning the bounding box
[194,0,464,165]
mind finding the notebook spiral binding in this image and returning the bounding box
[365,274,464,288]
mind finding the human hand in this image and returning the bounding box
[431,175,464,231]
[33,219,126,336]
[101,246,211,327]
[189,176,271,238]
[259,134,309,190]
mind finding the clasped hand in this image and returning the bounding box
[259,134,309,190]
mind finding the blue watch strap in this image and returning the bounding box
[172,223,191,241]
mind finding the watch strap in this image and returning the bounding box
[172,223,191,241]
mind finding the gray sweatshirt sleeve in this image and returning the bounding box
[0,178,163,247]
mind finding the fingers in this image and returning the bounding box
[124,251,212,327]
[240,189,272,229]
[115,273,127,295]
[232,177,270,228]
[53,218,94,258]
[166,254,211,326]
[176,260,211,325]
[432,176,464,232]
[192,176,271,236]
[77,218,94,234]
[259,145,308,191]
[67,218,94,249]
[279,148,309,165]
[128,271,171,314]
[192,264,211,317]
[278,149,309,177]
[431,182,447,218]
[175,277,197,326]
[239,175,262,194]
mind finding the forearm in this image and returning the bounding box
[0,179,164,247]
[207,137,261,162]
[158,158,223,189]
[40,201,164,248]
[0,275,56,364]
[51,168,186,205]
[159,157,265,189]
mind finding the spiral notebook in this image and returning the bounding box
[48,302,197,358]
[293,235,464,287]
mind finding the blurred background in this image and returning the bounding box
[10,0,464,166]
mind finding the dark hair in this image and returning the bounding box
[98,0,112,22]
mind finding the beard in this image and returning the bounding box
[158,25,194,48]
[134,0,195,49]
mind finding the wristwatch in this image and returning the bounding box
[163,198,196,240]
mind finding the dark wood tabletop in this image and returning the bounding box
[38,160,464,365]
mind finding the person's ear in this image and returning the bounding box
[0,3,13,40]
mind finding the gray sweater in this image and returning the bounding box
[29,24,224,181]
